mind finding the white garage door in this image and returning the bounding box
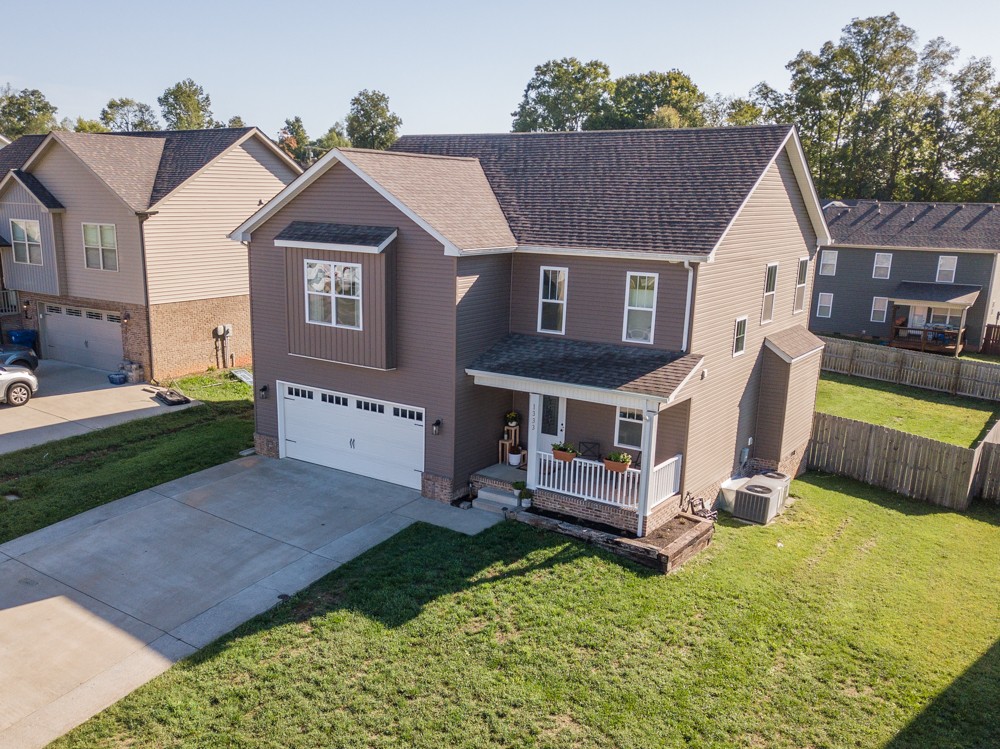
[279,382,425,490]
[42,304,124,371]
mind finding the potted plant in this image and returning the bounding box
[603,451,633,473]
[517,487,533,508]
[551,442,579,462]
[512,480,527,500]
[508,444,524,467]
[505,410,521,427]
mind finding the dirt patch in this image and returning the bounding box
[640,514,705,552]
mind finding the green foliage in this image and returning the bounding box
[586,69,706,130]
[72,117,108,133]
[226,115,246,128]
[512,57,612,132]
[605,451,632,464]
[157,78,214,130]
[278,115,310,163]
[0,83,58,137]
[99,97,160,131]
[345,89,401,150]
[311,121,351,153]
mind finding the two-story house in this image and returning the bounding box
[0,128,300,378]
[232,126,830,536]
[811,200,1000,356]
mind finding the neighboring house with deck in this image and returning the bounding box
[811,200,1000,355]
[0,128,300,378]
[232,126,830,536]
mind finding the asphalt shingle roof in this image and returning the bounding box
[764,326,824,361]
[467,333,702,401]
[275,221,397,247]
[11,170,64,210]
[890,281,982,307]
[0,134,45,176]
[824,200,1000,251]
[390,125,794,255]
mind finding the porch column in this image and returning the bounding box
[636,403,660,537]
[957,308,968,357]
[526,392,540,489]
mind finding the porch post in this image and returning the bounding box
[635,402,659,537]
[526,393,540,489]
[958,308,968,357]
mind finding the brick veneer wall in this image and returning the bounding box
[421,472,456,503]
[148,294,252,379]
[254,432,279,458]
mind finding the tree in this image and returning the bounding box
[100,97,160,131]
[278,116,310,162]
[312,122,351,153]
[226,115,246,128]
[950,58,1000,202]
[512,58,613,132]
[345,90,402,150]
[585,70,706,129]
[73,117,109,133]
[157,78,214,130]
[0,84,58,137]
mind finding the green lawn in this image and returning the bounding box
[53,476,1000,749]
[816,371,1000,447]
[0,371,253,544]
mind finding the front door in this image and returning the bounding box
[538,395,565,454]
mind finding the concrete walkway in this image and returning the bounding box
[0,456,500,748]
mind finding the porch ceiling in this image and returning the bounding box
[890,281,981,308]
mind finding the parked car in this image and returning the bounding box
[0,365,38,406]
[0,343,38,371]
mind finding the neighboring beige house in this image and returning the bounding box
[233,126,830,536]
[0,128,300,379]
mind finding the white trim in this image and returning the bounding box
[9,218,42,265]
[871,296,889,323]
[614,406,644,450]
[936,255,958,283]
[733,316,747,357]
[274,230,397,255]
[287,352,395,371]
[517,245,710,263]
[304,259,362,330]
[819,249,838,276]
[760,262,778,325]
[763,337,824,364]
[536,266,567,335]
[892,297,975,310]
[682,261,693,351]
[793,257,809,314]
[872,252,892,279]
[81,222,119,272]
[466,369,670,409]
[816,292,833,318]
[622,271,658,344]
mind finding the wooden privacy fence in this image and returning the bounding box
[808,413,1000,510]
[820,336,1000,401]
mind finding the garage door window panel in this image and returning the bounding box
[11,219,42,265]
[83,223,118,271]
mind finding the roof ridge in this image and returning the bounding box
[396,124,794,138]
[339,147,479,163]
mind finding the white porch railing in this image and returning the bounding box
[648,454,683,512]
[536,452,642,508]
[0,289,17,316]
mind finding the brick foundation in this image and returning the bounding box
[421,472,456,503]
[644,493,683,534]
[746,439,810,479]
[149,294,252,380]
[254,432,279,458]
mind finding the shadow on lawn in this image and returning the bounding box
[885,638,1000,749]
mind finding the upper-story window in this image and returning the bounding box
[83,223,118,271]
[733,316,747,356]
[793,258,808,313]
[936,256,957,283]
[816,292,833,318]
[305,260,362,330]
[761,263,778,324]
[873,252,892,279]
[623,272,657,343]
[819,250,838,276]
[537,266,567,334]
[10,219,42,265]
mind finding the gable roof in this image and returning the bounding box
[890,281,982,308]
[0,134,46,177]
[6,170,64,210]
[764,326,824,363]
[824,200,1000,251]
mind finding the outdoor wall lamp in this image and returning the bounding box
[432,419,442,436]
[121,311,131,326]
[258,384,269,400]
[22,299,31,319]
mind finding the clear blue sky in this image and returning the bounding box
[3,0,998,139]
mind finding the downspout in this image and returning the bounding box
[681,261,694,353]
[136,213,156,383]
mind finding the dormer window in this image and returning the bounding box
[10,219,42,265]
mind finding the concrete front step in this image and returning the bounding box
[472,486,530,514]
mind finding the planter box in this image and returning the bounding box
[552,449,577,462]
[603,459,631,473]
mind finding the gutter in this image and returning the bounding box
[136,212,156,382]
[682,261,694,353]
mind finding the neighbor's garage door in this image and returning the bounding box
[279,382,425,490]
[42,304,124,371]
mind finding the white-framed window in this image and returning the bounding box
[622,272,657,343]
[816,292,833,318]
[304,259,362,329]
[936,256,957,283]
[615,407,643,449]
[873,252,892,279]
[82,223,118,271]
[733,316,747,356]
[793,258,808,313]
[929,307,961,327]
[10,219,42,265]
[871,297,889,323]
[537,266,567,334]
[819,250,838,276]
[761,263,778,324]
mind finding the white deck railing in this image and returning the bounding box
[648,454,683,512]
[0,289,17,316]
[536,452,642,508]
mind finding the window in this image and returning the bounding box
[82,223,118,271]
[615,408,643,449]
[930,308,961,327]
[761,263,778,323]
[816,292,833,318]
[819,250,838,276]
[733,316,747,356]
[793,258,808,313]
[936,256,957,283]
[623,272,657,343]
[10,219,42,265]
[305,260,361,329]
[873,252,892,279]
[537,267,567,334]
[871,297,889,323]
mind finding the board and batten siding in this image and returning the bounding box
[142,136,297,305]
[510,254,689,350]
[683,148,819,497]
[0,182,60,295]
[248,162,457,479]
[28,142,145,305]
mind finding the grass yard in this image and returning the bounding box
[53,475,1000,749]
[815,371,1000,447]
[0,370,253,544]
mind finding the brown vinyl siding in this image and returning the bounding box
[0,182,60,295]
[656,400,689,465]
[684,148,819,496]
[778,354,821,456]
[753,349,791,463]
[510,254,689,350]
[248,162,457,478]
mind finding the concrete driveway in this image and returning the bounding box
[0,456,499,748]
[0,360,198,455]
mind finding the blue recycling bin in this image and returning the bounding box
[7,329,37,347]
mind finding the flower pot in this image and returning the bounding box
[552,449,577,462]
[603,458,631,473]
[507,421,519,427]
[508,452,523,467]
